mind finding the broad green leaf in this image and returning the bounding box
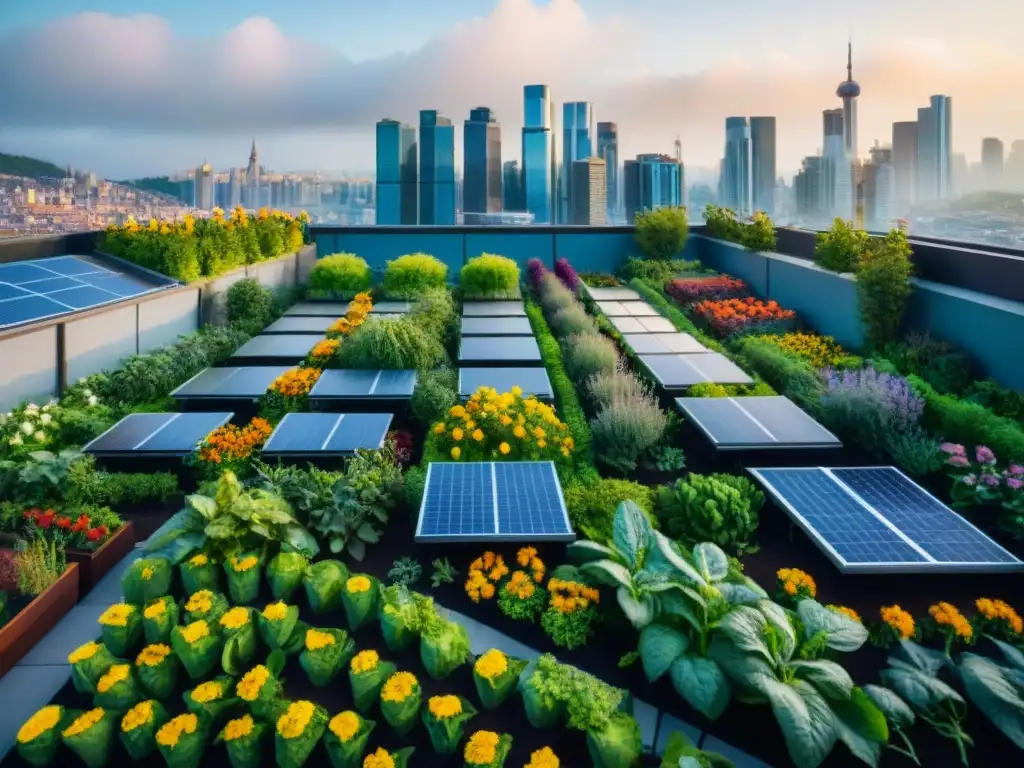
[714,606,773,664]
[895,639,949,676]
[613,500,652,570]
[959,653,1024,749]
[639,623,689,682]
[145,508,201,551]
[145,531,206,565]
[988,637,1024,673]
[880,667,964,718]
[650,531,706,586]
[186,494,218,520]
[222,633,244,676]
[831,688,888,768]
[283,524,319,558]
[716,582,763,606]
[693,542,729,582]
[655,584,705,635]
[581,560,633,590]
[707,634,775,693]
[796,600,869,653]
[347,537,366,561]
[759,600,797,662]
[205,517,240,539]
[567,539,617,563]
[791,659,855,701]
[355,522,380,543]
[862,684,915,730]
[617,587,656,629]
[762,679,837,768]
[266,649,287,676]
[669,653,732,720]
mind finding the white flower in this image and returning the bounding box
[33,431,45,442]
[21,422,33,435]
[83,389,92,398]
[42,404,52,412]
[78,377,87,384]
[10,434,22,446]
[40,413,52,425]
[25,403,38,413]
[87,395,98,406]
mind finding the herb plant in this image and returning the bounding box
[654,473,764,555]
[430,558,458,587]
[388,557,422,587]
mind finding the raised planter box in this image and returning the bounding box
[66,521,135,593]
[0,562,80,678]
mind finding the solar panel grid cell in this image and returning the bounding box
[458,367,554,400]
[419,463,496,537]
[495,462,570,536]
[460,316,534,336]
[461,301,527,317]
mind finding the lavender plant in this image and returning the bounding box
[554,258,582,293]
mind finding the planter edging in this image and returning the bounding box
[66,521,135,593]
[0,562,80,678]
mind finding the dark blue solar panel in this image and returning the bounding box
[460,336,541,363]
[35,256,109,277]
[0,284,31,301]
[311,370,379,397]
[139,413,232,453]
[172,367,291,398]
[0,263,56,284]
[753,469,926,566]
[495,462,571,536]
[325,413,392,452]
[77,273,152,297]
[23,276,88,295]
[263,414,340,453]
[47,286,125,309]
[372,371,417,397]
[459,367,554,400]
[831,468,1019,564]
[232,334,321,359]
[462,301,526,317]
[461,317,533,336]
[0,295,70,325]
[84,413,173,453]
[418,463,496,539]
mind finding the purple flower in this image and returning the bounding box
[946,455,970,468]
[818,366,924,432]
[526,258,548,289]
[554,258,581,292]
[1007,477,1023,490]
[1009,464,1024,476]
[975,446,996,465]
[962,474,978,486]
[981,473,1001,487]
[940,442,966,456]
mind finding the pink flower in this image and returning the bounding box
[946,455,970,468]
[981,474,1001,487]
[940,442,966,456]
[1009,464,1024,476]
[975,446,996,465]
[962,474,977,486]
[1007,477,1023,491]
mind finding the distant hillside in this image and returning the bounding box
[120,176,186,201]
[0,152,66,181]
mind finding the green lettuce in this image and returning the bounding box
[258,602,307,655]
[170,620,224,680]
[219,607,258,675]
[302,559,348,614]
[299,627,356,687]
[14,705,69,767]
[586,712,643,768]
[142,596,180,645]
[69,643,118,695]
[267,551,309,602]
[61,708,117,768]
[422,695,477,756]
[322,712,375,768]
[473,650,529,710]
[93,664,141,711]
[119,700,169,760]
[378,586,435,652]
[420,614,471,680]
[121,557,173,605]
[179,553,220,596]
[341,573,379,631]
[274,701,328,768]
[223,552,263,605]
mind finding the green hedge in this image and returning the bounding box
[308,253,372,297]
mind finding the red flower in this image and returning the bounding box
[55,516,72,530]
[95,525,108,538]
[73,514,90,533]
[23,507,41,520]
[37,511,55,529]
[86,528,103,542]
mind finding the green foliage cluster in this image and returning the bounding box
[460,253,521,299]
[410,366,458,426]
[702,204,777,252]
[814,218,870,273]
[616,256,704,285]
[633,206,690,261]
[0,152,66,181]
[68,456,178,507]
[382,253,448,298]
[307,253,372,297]
[654,473,765,554]
[856,229,915,350]
[226,278,276,334]
[563,476,655,543]
[882,333,975,399]
[730,335,824,409]
[336,316,445,371]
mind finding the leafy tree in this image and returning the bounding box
[855,228,914,350]
[815,218,869,273]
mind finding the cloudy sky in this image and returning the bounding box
[1,0,1021,179]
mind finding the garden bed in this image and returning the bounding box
[0,562,79,678]
[66,521,136,593]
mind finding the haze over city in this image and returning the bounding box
[1,0,1022,178]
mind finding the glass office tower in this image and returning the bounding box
[419,110,456,225]
[623,154,682,221]
[463,107,503,218]
[597,122,619,221]
[749,117,777,216]
[722,117,752,215]
[375,119,418,225]
[522,85,555,224]
[916,95,953,203]
[561,102,594,223]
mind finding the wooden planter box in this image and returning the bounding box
[67,521,135,593]
[0,562,80,678]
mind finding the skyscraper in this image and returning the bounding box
[981,138,1004,189]
[570,158,607,225]
[561,102,594,223]
[1007,140,1024,191]
[375,118,418,225]
[916,95,953,203]
[623,154,683,220]
[419,110,456,225]
[794,156,825,222]
[228,168,241,208]
[892,121,919,214]
[864,143,895,231]
[522,85,556,224]
[597,122,619,221]
[749,117,777,216]
[822,108,854,221]
[722,117,752,215]
[836,41,861,159]
[502,161,524,211]
[463,107,503,219]
[246,139,260,209]
[195,163,214,210]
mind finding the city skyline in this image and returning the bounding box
[1,0,1022,178]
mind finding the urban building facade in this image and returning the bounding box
[375,119,418,225]
[463,107,503,216]
[502,160,524,212]
[721,117,752,215]
[981,138,1004,189]
[864,143,895,230]
[916,95,953,203]
[194,163,214,211]
[522,85,556,224]
[794,155,825,222]
[597,122,619,221]
[822,108,854,221]
[569,158,607,225]
[418,110,456,225]
[245,139,260,209]
[623,154,683,221]
[561,102,594,223]
[892,120,919,215]
[749,117,777,216]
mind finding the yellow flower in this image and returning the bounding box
[464,730,500,765]
[380,671,418,702]
[190,680,223,704]
[237,665,270,701]
[526,746,560,768]
[929,601,973,641]
[136,644,171,667]
[121,701,154,733]
[452,427,464,441]
[428,695,463,719]
[474,649,509,680]
[141,567,154,581]
[880,605,916,639]
[433,422,446,435]
[185,590,214,615]
[513,425,527,439]
[305,629,336,652]
[329,711,361,742]
[16,706,62,744]
[221,715,254,743]
[499,441,511,455]
[220,607,250,630]
[347,575,371,593]
[277,700,316,740]
[511,386,523,396]
[156,713,198,749]
[179,620,210,645]
[230,555,259,572]
[351,650,379,674]
[262,601,289,621]
[63,708,106,738]
[450,405,466,418]
[99,603,135,627]
[143,599,167,620]
[451,447,461,460]
[364,747,395,768]
[472,429,484,442]
[68,641,101,664]
[96,664,131,693]
[976,598,1024,635]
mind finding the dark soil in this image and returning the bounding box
[119,497,188,542]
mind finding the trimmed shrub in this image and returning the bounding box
[383,253,448,298]
[460,253,521,299]
[815,218,869,273]
[226,278,275,334]
[741,211,777,252]
[634,206,689,261]
[308,253,372,297]
[526,258,548,289]
[563,478,655,544]
[336,316,444,370]
[730,336,823,408]
[882,333,974,397]
[411,366,459,426]
[618,257,703,285]
[549,304,596,338]
[564,332,618,381]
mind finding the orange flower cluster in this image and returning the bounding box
[694,297,796,336]
[269,367,321,398]
[547,578,599,614]
[308,338,340,362]
[516,546,546,584]
[464,552,509,602]
[976,597,1024,636]
[327,292,373,338]
[198,418,273,465]
[504,571,537,601]
[776,568,816,600]
[929,601,974,642]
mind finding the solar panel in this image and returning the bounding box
[0,263,56,284]
[171,366,292,400]
[460,316,533,336]
[34,256,110,277]
[641,353,754,389]
[83,412,232,457]
[676,396,841,450]
[309,369,417,401]
[263,316,336,334]
[262,413,393,456]
[749,467,1024,574]
[23,276,87,294]
[48,286,125,309]
[623,333,707,355]
[596,301,659,317]
[0,284,31,301]
[610,315,676,334]
[460,336,542,366]
[0,295,70,326]
[347,300,410,314]
[230,334,322,362]
[458,367,554,401]
[584,286,642,301]
[462,301,526,317]
[81,273,155,297]
[285,302,349,317]
[415,461,574,542]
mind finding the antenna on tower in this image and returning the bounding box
[674,135,682,164]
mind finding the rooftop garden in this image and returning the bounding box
[2,210,1024,768]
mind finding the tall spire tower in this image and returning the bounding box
[836,38,861,159]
